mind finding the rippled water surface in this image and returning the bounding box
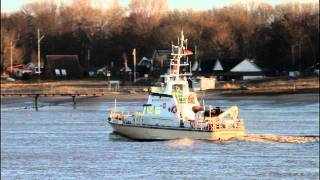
[1,95,319,179]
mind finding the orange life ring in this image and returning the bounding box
[188,94,195,104]
[171,106,177,113]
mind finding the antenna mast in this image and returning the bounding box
[168,29,193,80]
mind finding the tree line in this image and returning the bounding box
[1,0,319,74]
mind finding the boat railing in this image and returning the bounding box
[134,112,143,126]
[190,116,244,131]
[110,111,133,120]
[189,119,209,130]
[208,117,244,130]
[110,110,144,125]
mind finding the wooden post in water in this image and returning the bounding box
[72,95,76,105]
[35,95,39,111]
[72,95,76,109]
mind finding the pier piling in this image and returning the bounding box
[72,95,76,105]
[34,95,39,111]
[1,90,119,110]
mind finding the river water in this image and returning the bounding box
[1,94,319,179]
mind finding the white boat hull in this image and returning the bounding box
[109,121,245,141]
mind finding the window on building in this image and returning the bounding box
[61,69,67,76]
[55,69,61,76]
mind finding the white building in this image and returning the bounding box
[230,59,264,80]
[212,58,264,80]
[192,76,216,91]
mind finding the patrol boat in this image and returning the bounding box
[108,30,246,140]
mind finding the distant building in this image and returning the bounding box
[120,66,132,73]
[192,76,216,91]
[212,58,264,80]
[151,49,171,71]
[45,55,84,79]
[229,59,265,80]
[137,57,152,76]
[212,58,242,72]
[288,70,301,77]
[313,63,320,75]
[138,57,152,68]
[96,66,110,77]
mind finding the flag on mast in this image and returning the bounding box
[184,49,193,55]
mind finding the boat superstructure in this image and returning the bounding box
[108,30,245,140]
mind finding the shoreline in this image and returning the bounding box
[1,77,319,106]
[221,88,319,96]
[1,92,318,107]
[1,77,318,93]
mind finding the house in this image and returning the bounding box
[120,66,132,73]
[192,76,216,91]
[212,58,264,80]
[138,57,152,68]
[45,55,84,78]
[97,66,110,77]
[191,60,202,72]
[137,57,152,76]
[151,49,171,71]
[212,58,243,72]
[229,59,265,80]
[313,63,320,75]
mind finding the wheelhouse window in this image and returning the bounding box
[172,84,184,92]
[172,84,187,103]
[143,104,153,114]
[154,107,161,114]
[143,104,161,115]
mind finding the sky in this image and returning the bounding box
[1,0,318,13]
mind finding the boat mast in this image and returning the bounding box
[169,28,192,81]
[114,98,117,112]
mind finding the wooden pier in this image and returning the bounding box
[1,88,119,110]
